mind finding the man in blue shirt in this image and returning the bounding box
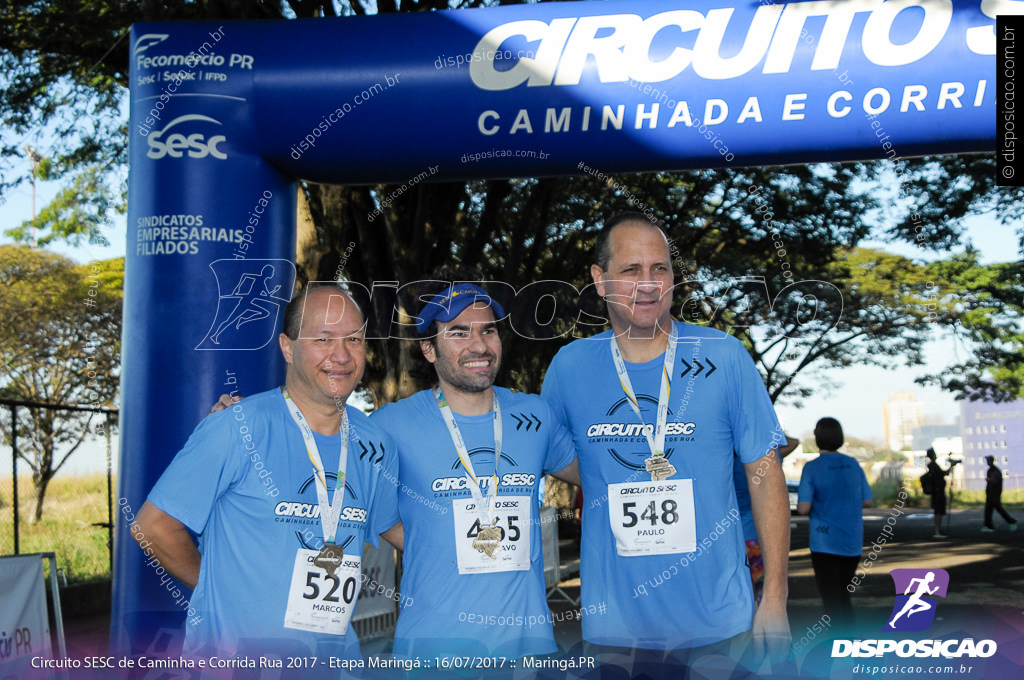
[541,213,791,664]
[371,269,579,659]
[135,285,402,665]
[797,417,873,625]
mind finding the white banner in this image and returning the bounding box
[0,555,52,669]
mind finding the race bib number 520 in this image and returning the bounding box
[284,549,361,635]
[608,480,696,557]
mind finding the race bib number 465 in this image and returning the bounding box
[608,480,696,557]
[453,496,531,574]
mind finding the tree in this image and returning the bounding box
[3,0,1020,410]
[917,252,1024,402]
[5,163,123,247]
[737,247,948,405]
[0,246,122,521]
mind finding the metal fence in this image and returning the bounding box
[1,398,117,584]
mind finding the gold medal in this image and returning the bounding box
[645,455,676,482]
[473,525,503,559]
[314,544,344,578]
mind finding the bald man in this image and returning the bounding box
[135,284,401,664]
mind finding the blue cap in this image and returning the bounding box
[416,283,506,335]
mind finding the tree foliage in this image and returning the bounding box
[2,0,1021,409]
[917,253,1024,402]
[0,245,123,521]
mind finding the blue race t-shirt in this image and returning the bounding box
[370,387,575,659]
[797,452,872,557]
[149,388,400,660]
[542,322,784,650]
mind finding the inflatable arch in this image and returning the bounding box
[116,0,999,650]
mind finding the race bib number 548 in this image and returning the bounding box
[608,480,696,557]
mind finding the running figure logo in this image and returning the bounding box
[196,259,295,350]
[882,568,949,632]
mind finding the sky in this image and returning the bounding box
[0,156,1021,472]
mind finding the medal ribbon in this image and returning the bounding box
[434,388,502,526]
[610,323,678,458]
[282,387,348,546]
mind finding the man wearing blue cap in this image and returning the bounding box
[371,266,580,659]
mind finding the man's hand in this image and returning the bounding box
[209,393,240,415]
[752,596,791,663]
[745,449,791,665]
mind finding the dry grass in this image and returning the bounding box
[0,472,114,583]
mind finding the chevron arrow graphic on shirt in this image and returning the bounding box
[511,413,542,431]
[680,357,718,379]
[358,440,383,465]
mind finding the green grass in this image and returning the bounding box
[0,472,114,584]
[945,488,1024,509]
[869,477,1024,510]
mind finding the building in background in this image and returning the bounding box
[961,399,1024,492]
[883,392,926,451]
[912,423,961,451]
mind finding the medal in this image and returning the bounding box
[645,456,677,481]
[611,325,678,481]
[473,525,503,559]
[435,388,505,557]
[314,544,344,578]
[282,387,350,567]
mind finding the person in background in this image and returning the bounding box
[982,454,1017,533]
[797,417,872,626]
[926,448,955,539]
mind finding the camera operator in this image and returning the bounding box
[925,448,956,538]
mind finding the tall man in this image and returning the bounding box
[135,284,401,663]
[370,272,579,658]
[797,417,872,625]
[541,213,791,660]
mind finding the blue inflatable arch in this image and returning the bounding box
[116,0,998,651]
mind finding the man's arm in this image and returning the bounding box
[744,450,791,660]
[380,521,404,552]
[134,501,201,590]
[779,435,800,458]
[797,501,812,515]
[550,459,580,487]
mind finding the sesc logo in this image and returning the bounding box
[146,115,228,160]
